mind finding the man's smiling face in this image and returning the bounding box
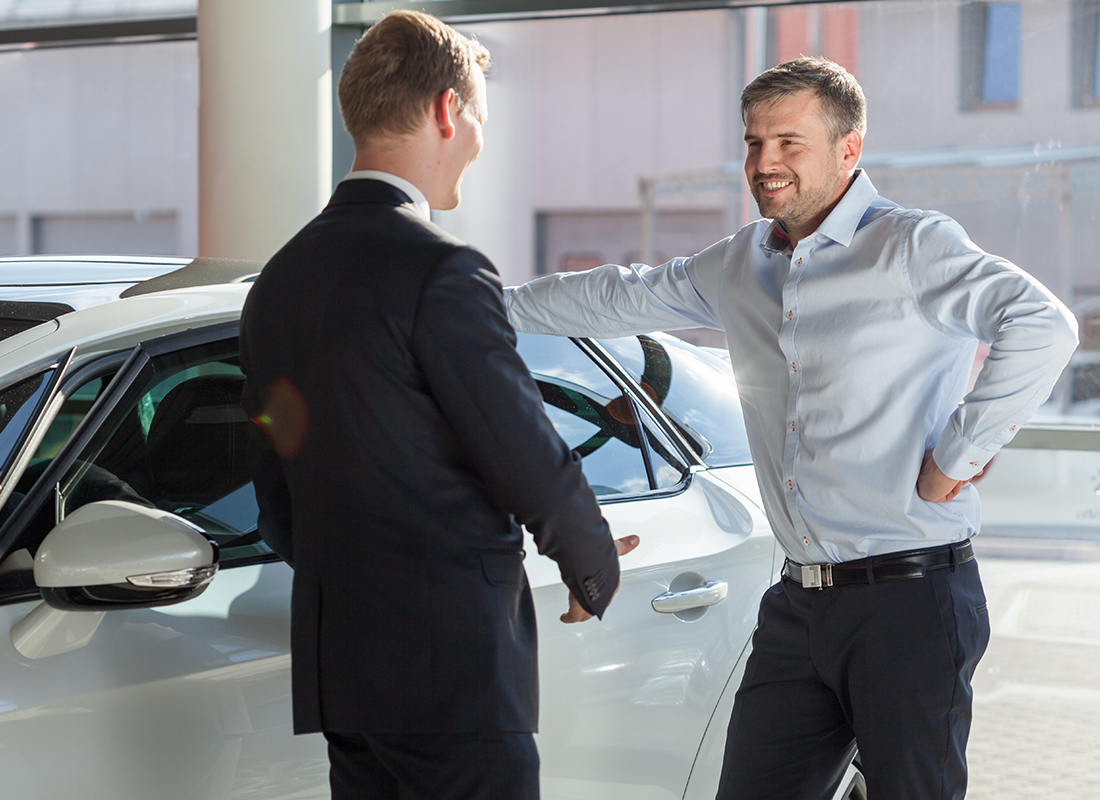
[743,90,860,243]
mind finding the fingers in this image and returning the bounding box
[560,592,593,623]
[615,534,640,557]
[561,535,640,624]
[916,449,966,503]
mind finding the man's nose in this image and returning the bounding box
[755,142,782,172]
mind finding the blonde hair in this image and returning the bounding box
[337,10,491,146]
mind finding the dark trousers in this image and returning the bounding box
[325,730,539,800]
[717,557,990,800]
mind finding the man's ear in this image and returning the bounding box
[839,129,862,171]
[433,88,458,140]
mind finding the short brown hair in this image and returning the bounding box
[337,10,490,146]
[741,57,866,143]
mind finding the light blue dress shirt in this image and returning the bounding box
[505,171,1079,563]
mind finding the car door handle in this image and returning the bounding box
[651,580,728,613]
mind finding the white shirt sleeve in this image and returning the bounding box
[505,240,729,337]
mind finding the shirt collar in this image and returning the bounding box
[344,169,431,222]
[761,169,879,254]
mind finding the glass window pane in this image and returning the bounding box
[30,377,109,464]
[0,371,55,478]
[516,333,655,496]
[1093,11,1100,99]
[57,343,267,561]
[598,335,752,467]
[981,3,1021,104]
[977,443,1100,543]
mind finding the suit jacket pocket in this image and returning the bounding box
[480,549,526,588]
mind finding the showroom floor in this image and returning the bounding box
[967,541,1100,799]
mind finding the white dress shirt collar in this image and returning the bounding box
[344,170,431,222]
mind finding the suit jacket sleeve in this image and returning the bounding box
[411,248,620,618]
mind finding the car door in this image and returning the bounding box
[515,333,776,800]
[0,325,327,800]
[0,325,774,800]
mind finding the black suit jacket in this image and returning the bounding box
[240,179,619,735]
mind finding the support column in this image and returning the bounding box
[198,0,332,261]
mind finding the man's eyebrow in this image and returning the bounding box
[744,130,808,142]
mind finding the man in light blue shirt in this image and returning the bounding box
[506,58,1078,799]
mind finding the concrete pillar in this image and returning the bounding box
[197,0,332,261]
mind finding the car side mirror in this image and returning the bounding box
[10,500,219,659]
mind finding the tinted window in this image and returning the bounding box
[516,333,686,496]
[29,376,110,464]
[0,370,55,478]
[55,342,266,562]
[598,335,752,467]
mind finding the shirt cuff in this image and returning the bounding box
[932,424,995,481]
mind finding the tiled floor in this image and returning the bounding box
[967,542,1100,799]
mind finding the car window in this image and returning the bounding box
[516,333,687,496]
[0,370,56,482]
[0,373,117,528]
[28,376,110,464]
[52,341,266,563]
[598,334,752,467]
[638,408,691,490]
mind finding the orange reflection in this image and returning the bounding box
[252,377,309,460]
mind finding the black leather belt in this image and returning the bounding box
[783,541,974,589]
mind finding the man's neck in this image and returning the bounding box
[351,130,440,208]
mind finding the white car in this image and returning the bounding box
[0,260,864,800]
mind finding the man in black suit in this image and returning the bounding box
[240,11,632,800]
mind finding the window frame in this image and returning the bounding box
[1072,0,1100,107]
[960,0,1022,111]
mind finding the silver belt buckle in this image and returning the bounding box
[801,563,833,589]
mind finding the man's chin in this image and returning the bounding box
[754,199,783,220]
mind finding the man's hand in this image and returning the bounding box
[917,449,982,503]
[560,535,640,624]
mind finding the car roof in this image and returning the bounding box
[0,256,262,309]
[0,256,263,346]
[0,283,252,382]
[0,255,191,286]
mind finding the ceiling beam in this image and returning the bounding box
[333,0,825,26]
[0,16,196,49]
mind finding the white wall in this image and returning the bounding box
[437,9,735,285]
[0,39,197,256]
